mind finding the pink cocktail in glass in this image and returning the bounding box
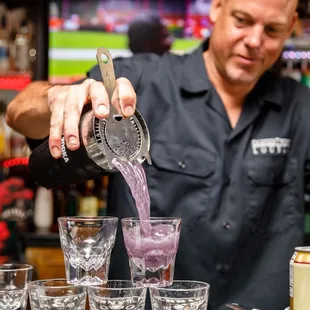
[121,217,181,287]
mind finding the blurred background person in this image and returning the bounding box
[127,13,174,55]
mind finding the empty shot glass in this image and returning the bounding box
[58,216,118,285]
[121,217,181,287]
[0,263,33,310]
[29,278,87,310]
[88,280,147,310]
[150,280,210,310]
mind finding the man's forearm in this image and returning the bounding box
[6,81,52,139]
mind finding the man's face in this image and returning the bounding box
[209,0,297,85]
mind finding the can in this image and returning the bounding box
[289,246,310,310]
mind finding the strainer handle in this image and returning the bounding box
[96,47,119,116]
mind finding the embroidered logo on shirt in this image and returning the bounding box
[251,137,291,155]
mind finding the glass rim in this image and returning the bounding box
[58,216,118,222]
[29,278,84,289]
[149,280,210,292]
[121,217,181,223]
[88,280,146,291]
[0,263,33,271]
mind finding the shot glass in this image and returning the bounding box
[88,280,147,310]
[0,263,33,310]
[150,280,210,310]
[29,278,87,310]
[121,217,181,287]
[58,216,118,285]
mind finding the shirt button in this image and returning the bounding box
[216,264,230,273]
[178,161,186,169]
[216,264,223,271]
[223,222,231,230]
[224,177,230,186]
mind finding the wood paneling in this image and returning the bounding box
[25,247,66,280]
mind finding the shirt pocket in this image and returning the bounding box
[245,156,298,232]
[146,140,216,218]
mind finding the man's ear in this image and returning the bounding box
[286,12,298,38]
[209,0,224,24]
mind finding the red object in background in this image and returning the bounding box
[0,74,32,91]
[3,158,29,168]
[0,221,10,250]
[49,17,63,31]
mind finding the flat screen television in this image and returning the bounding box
[48,0,213,84]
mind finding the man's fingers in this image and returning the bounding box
[89,81,110,118]
[63,81,92,150]
[117,77,137,117]
[91,77,136,118]
[46,77,136,158]
[48,86,68,158]
[49,102,65,158]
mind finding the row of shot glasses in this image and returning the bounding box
[0,216,210,309]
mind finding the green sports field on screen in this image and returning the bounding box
[49,31,201,80]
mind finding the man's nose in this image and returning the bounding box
[244,25,263,49]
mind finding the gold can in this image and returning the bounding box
[290,246,310,310]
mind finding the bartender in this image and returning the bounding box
[6,0,306,309]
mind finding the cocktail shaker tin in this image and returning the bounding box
[28,47,151,189]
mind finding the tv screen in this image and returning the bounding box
[48,0,212,84]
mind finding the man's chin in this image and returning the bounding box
[225,70,259,86]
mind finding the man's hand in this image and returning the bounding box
[47,77,136,158]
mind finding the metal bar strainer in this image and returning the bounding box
[81,47,151,170]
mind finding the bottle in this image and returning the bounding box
[0,15,9,74]
[96,177,108,216]
[0,97,6,160]
[14,20,31,73]
[8,28,17,72]
[78,180,99,216]
[10,130,26,158]
[0,96,11,159]
[33,186,53,233]
[52,188,66,231]
[66,185,79,216]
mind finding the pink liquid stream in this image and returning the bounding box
[113,158,179,270]
[112,158,150,224]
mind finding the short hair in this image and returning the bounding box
[127,13,164,54]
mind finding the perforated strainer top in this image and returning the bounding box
[103,115,141,158]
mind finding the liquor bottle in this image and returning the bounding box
[33,186,53,232]
[14,20,31,73]
[52,188,66,231]
[0,98,6,160]
[78,180,98,216]
[97,188,108,216]
[8,28,17,72]
[10,130,26,158]
[0,15,9,74]
[96,177,108,216]
[66,185,79,216]
[0,96,11,160]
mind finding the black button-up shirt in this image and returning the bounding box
[85,41,310,310]
[29,41,310,310]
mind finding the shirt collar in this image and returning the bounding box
[180,39,283,108]
[252,71,283,108]
[180,39,211,94]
